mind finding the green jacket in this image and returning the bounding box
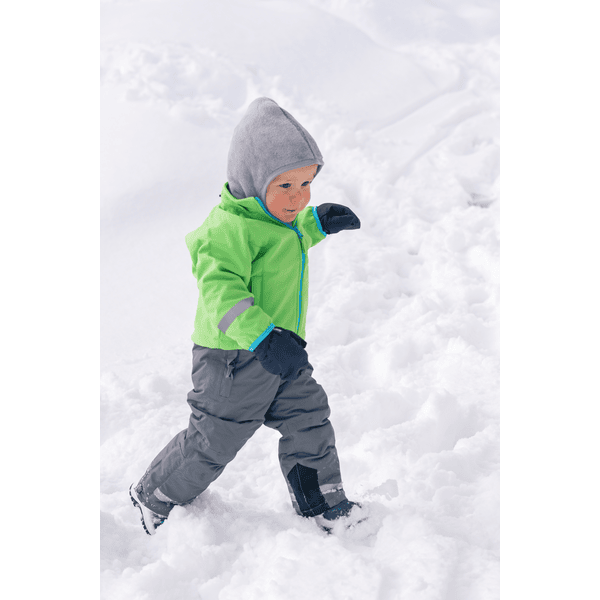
[185,183,328,351]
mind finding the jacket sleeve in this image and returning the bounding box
[186,215,274,351]
[296,205,327,249]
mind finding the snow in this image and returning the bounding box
[9,0,600,597]
[6,0,600,597]
[99,1,500,598]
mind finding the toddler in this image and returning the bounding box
[130,97,361,535]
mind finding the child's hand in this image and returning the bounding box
[254,327,309,381]
[317,203,361,234]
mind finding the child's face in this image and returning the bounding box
[265,164,318,223]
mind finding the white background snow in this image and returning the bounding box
[100,2,500,598]
[4,1,600,599]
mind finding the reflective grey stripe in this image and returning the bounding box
[320,483,343,496]
[154,487,176,504]
[218,297,254,334]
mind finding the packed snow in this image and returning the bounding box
[100,1,499,598]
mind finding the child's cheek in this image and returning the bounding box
[279,190,290,207]
[271,190,285,207]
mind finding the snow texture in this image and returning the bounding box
[101,1,499,598]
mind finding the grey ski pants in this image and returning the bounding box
[135,344,347,518]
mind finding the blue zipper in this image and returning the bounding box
[255,197,306,334]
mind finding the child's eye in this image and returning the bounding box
[279,183,291,189]
[302,181,311,187]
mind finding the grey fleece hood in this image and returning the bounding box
[227,97,324,202]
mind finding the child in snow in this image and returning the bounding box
[130,97,361,535]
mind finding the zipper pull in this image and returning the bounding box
[225,361,235,379]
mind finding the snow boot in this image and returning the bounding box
[129,484,167,535]
[314,499,366,533]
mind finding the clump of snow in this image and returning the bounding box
[101,1,499,598]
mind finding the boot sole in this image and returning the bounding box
[129,484,162,536]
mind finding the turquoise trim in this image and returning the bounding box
[253,197,304,239]
[312,206,327,237]
[254,197,296,229]
[249,323,275,351]
[253,196,306,335]
[297,249,305,334]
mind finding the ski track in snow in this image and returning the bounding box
[101,1,499,598]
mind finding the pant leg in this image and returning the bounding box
[135,345,281,517]
[263,362,347,517]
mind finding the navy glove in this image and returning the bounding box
[316,203,361,234]
[254,327,309,381]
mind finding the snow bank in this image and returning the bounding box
[101,1,499,598]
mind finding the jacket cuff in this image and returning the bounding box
[249,323,275,351]
[312,206,328,238]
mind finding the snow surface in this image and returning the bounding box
[101,1,499,598]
